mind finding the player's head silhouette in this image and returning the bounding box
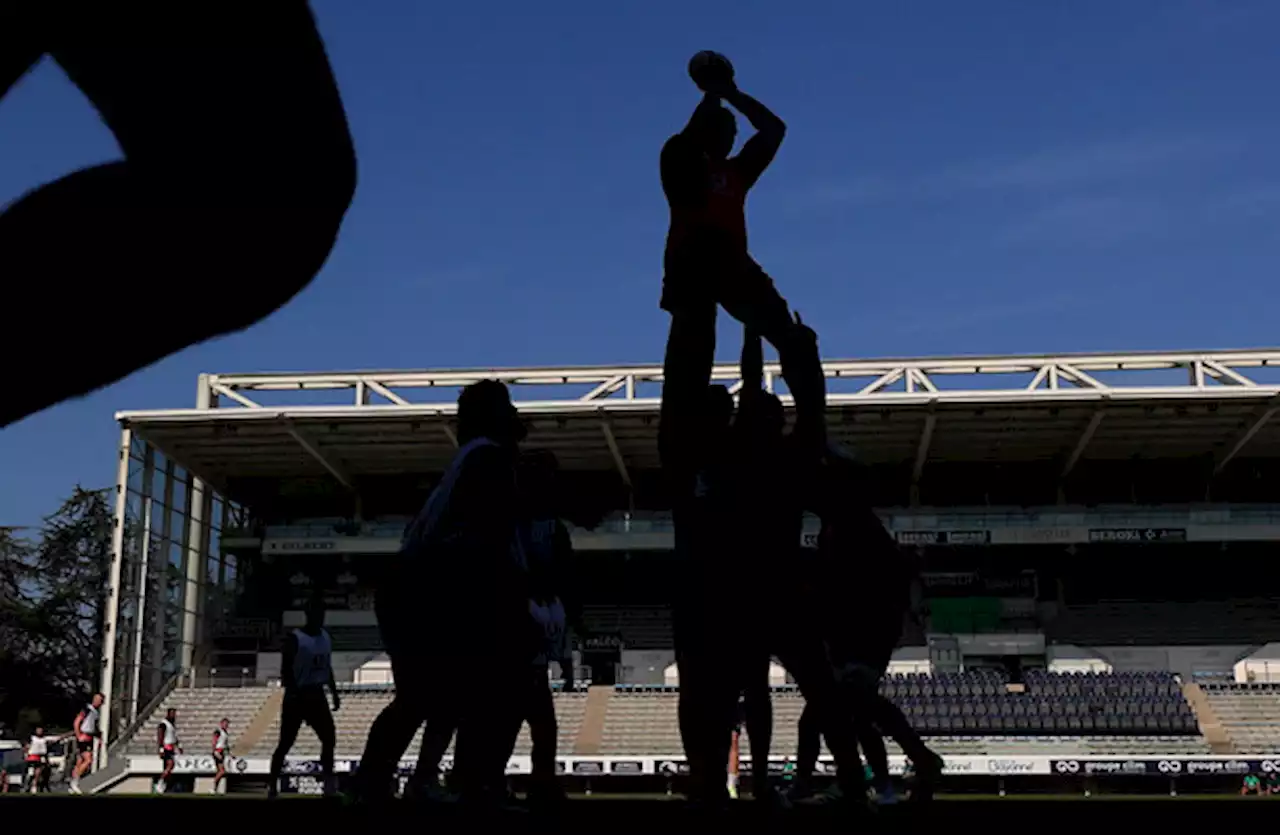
[458,379,526,447]
[304,592,327,631]
[691,104,737,160]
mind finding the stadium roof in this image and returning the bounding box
[116,349,1280,490]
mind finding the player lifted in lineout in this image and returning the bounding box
[659,50,828,808]
[268,594,340,798]
[658,51,826,481]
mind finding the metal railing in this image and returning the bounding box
[187,667,262,688]
[108,671,182,758]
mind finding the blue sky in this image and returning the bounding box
[2,0,1279,526]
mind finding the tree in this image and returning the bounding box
[29,488,114,704]
[0,488,114,734]
[0,527,40,734]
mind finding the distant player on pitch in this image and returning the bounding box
[268,594,340,797]
[155,708,181,794]
[211,718,232,794]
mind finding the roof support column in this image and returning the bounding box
[601,416,634,511]
[1058,408,1106,503]
[910,411,936,506]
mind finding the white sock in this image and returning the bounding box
[155,780,165,794]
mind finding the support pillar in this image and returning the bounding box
[180,477,207,674]
[97,426,132,768]
[128,447,156,724]
[180,380,213,674]
[150,460,175,696]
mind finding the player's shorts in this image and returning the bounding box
[212,752,226,766]
[160,746,176,763]
[661,234,788,322]
[75,737,96,757]
[283,686,333,730]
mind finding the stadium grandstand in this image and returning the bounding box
[83,349,1280,795]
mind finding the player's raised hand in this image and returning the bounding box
[688,51,736,97]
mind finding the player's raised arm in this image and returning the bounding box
[661,94,720,208]
[720,85,786,189]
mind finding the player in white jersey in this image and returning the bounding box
[68,692,103,794]
[268,595,339,798]
[154,708,181,794]
[23,726,67,793]
[211,718,232,794]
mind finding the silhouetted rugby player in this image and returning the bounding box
[670,383,736,805]
[403,449,580,805]
[722,326,873,811]
[0,3,355,428]
[811,449,945,801]
[719,323,822,805]
[353,381,529,804]
[657,69,825,487]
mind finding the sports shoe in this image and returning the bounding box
[908,752,944,803]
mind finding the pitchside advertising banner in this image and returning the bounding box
[124,754,1280,781]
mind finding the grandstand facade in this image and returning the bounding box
[92,349,1280,793]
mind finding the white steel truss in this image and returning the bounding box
[116,349,1280,425]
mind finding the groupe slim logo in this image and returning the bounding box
[1262,760,1280,773]
[1157,760,1183,774]
[1055,760,1080,774]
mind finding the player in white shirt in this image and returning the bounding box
[68,692,103,794]
[154,708,181,794]
[211,718,232,794]
[268,595,340,798]
[23,726,68,793]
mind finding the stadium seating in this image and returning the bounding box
[1050,600,1280,646]
[600,673,1208,758]
[1199,683,1280,754]
[242,686,588,759]
[123,687,274,755]
[118,672,1213,763]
